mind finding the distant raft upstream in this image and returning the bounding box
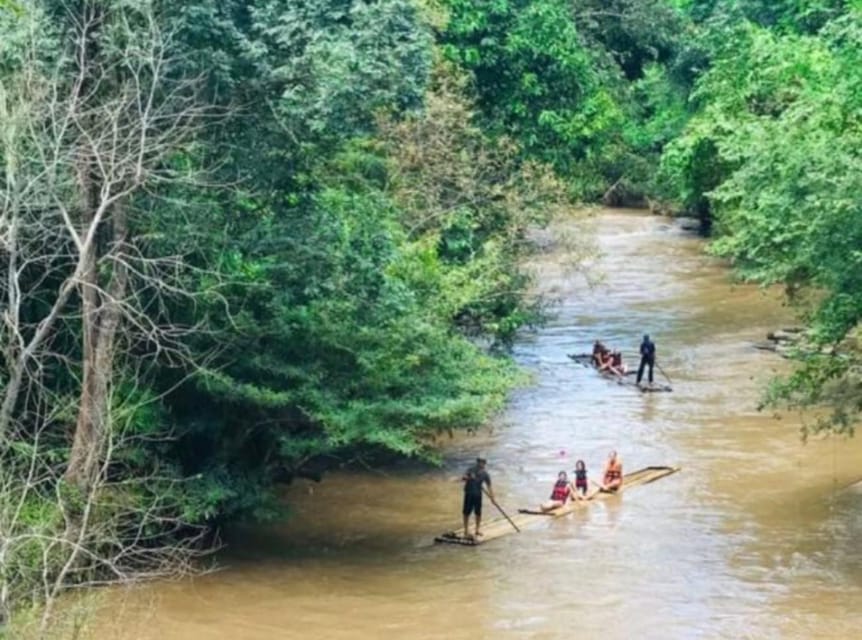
[567,353,672,393]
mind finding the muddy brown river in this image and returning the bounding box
[98,210,862,639]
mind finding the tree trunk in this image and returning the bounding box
[0,216,22,439]
[65,203,128,488]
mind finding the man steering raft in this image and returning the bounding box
[462,457,493,539]
[601,450,623,492]
[636,334,656,388]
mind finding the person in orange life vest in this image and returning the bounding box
[540,471,571,511]
[601,450,623,492]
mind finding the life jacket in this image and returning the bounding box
[550,480,570,501]
[574,469,588,487]
[605,460,622,482]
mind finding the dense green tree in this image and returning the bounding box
[0,0,578,628]
[709,18,862,434]
[659,10,862,433]
[135,1,562,522]
[436,0,695,200]
[437,0,621,180]
[572,0,684,80]
[683,0,850,32]
[163,61,569,521]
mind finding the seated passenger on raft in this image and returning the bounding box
[572,459,599,500]
[608,350,627,376]
[591,340,609,367]
[601,450,623,492]
[540,471,572,511]
[597,348,616,373]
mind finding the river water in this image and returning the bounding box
[100,210,862,640]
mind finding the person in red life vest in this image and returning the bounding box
[601,450,623,492]
[540,471,571,511]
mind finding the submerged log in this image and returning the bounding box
[752,341,778,352]
[675,216,702,232]
[602,179,647,208]
[646,197,676,217]
[757,327,836,359]
[767,329,804,343]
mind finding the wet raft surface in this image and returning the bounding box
[567,353,672,393]
[435,466,680,546]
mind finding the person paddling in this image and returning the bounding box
[462,457,493,538]
[601,450,623,492]
[540,471,571,511]
[636,334,656,387]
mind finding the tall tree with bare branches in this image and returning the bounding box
[0,0,215,631]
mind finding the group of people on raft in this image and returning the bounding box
[456,335,657,539]
[539,450,623,512]
[592,334,657,387]
[459,451,624,538]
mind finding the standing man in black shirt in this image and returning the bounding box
[462,457,493,539]
[636,334,656,387]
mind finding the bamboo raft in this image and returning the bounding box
[567,353,672,393]
[434,465,680,546]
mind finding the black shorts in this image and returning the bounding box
[462,492,482,516]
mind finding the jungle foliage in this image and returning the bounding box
[0,0,573,629]
[658,3,862,434]
[2,0,862,631]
